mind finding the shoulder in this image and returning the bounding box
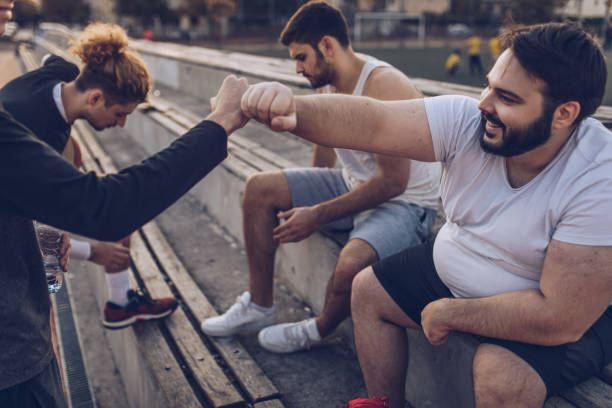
[572,118,612,163]
[363,66,422,101]
[424,95,481,139]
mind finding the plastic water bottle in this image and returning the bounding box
[35,222,64,294]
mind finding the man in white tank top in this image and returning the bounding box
[202,1,441,354]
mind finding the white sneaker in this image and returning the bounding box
[201,291,275,336]
[257,318,321,353]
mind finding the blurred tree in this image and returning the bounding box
[41,0,90,24]
[12,0,40,25]
[505,0,569,24]
[236,0,305,24]
[115,0,173,26]
[450,0,490,24]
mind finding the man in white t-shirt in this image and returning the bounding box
[201,0,441,354]
[239,22,612,408]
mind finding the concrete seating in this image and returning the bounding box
[35,28,612,407]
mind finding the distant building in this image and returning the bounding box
[85,0,115,22]
[356,0,450,14]
[558,0,611,19]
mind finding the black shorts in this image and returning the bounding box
[372,239,612,396]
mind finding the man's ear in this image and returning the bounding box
[317,36,336,59]
[87,89,104,107]
[552,101,581,130]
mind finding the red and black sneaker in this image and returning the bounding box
[345,397,390,408]
[102,289,179,330]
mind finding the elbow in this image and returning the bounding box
[385,178,409,199]
[535,319,587,346]
[558,323,589,344]
[538,330,583,346]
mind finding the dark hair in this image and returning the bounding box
[500,22,606,124]
[69,23,150,106]
[280,1,350,49]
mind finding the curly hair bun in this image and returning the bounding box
[69,23,129,66]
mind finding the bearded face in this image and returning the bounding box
[479,101,556,157]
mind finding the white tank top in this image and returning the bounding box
[334,58,441,210]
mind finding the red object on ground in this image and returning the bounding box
[345,396,390,408]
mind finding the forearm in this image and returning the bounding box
[314,174,405,225]
[0,112,227,241]
[311,145,336,168]
[438,290,584,346]
[294,95,384,151]
[293,95,434,161]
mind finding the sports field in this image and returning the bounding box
[243,44,612,106]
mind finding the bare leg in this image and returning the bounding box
[351,267,420,408]
[242,171,292,307]
[473,344,546,408]
[316,239,378,337]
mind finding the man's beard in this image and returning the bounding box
[305,53,335,89]
[479,105,555,157]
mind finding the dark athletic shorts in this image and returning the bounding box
[372,239,612,396]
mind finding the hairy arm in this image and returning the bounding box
[241,82,436,162]
[294,96,435,162]
[310,86,338,168]
[422,240,612,346]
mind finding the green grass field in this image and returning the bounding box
[241,45,612,106]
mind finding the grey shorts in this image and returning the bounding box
[284,167,436,260]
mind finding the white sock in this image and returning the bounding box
[249,301,275,314]
[305,318,321,341]
[106,269,131,305]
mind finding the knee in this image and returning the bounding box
[350,267,376,312]
[473,346,546,408]
[242,172,281,210]
[473,356,508,407]
[332,255,368,294]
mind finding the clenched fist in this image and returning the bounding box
[241,82,297,132]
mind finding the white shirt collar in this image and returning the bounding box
[52,82,69,123]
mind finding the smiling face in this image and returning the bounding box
[477,49,556,157]
[288,41,335,89]
[0,0,14,35]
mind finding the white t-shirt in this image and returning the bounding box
[425,95,612,298]
[333,58,442,210]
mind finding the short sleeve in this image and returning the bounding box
[424,95,480,164]
[553,166,612,246]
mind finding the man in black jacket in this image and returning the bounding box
[0,4,249,406]
[0,22,185,330]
